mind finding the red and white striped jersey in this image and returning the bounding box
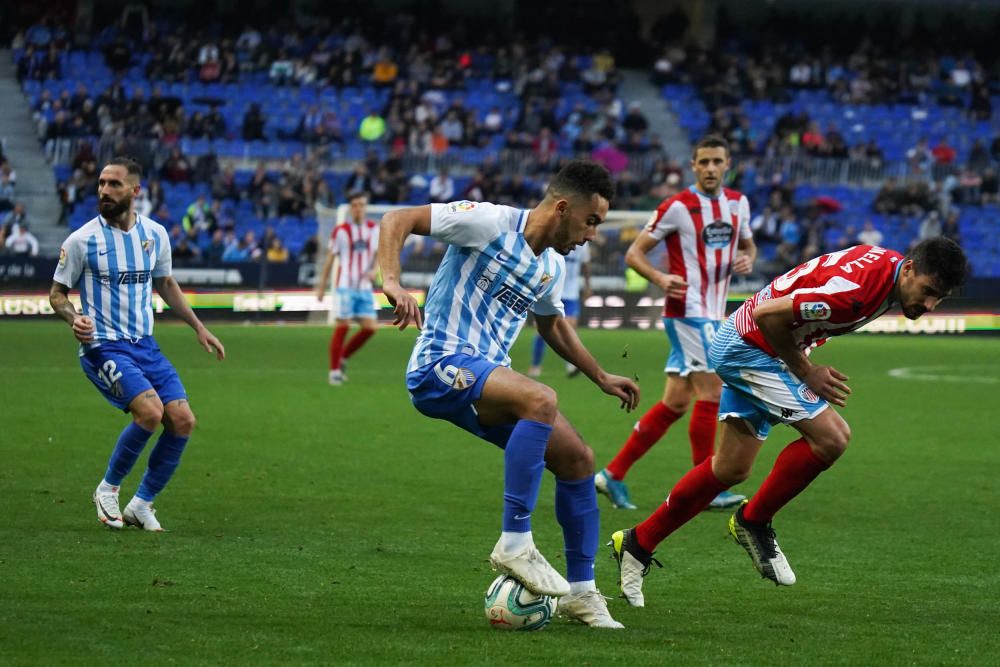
[646,186,753,320]
[329,219,379,290]
[734,245,903,356]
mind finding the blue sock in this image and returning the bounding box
[104,422,155,485]
[136,431,189,501]
[555,476,600,583]
[502,419,552,533]
[531,334,546,367]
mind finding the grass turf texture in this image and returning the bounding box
[2,321,999,665]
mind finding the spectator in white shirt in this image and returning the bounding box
[856,220,884,247]
[5,223,38,256]
[429,167,455,203]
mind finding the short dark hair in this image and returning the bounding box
[907,236,968,292]
[692,134,730,159]
[346,191,368,203]
[546,160,614,203]
[107,156,143,180]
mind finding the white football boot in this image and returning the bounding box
[489,537,571,597]
[123,498,164,532]
[93,483,124,530]
[557,590,624,629]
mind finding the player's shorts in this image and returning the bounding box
[563,298,580,318]
[80,336,186,412]
[709,317,828,440]
[663,317,721,376]
[406,353,515,448]
[335,287,376,320]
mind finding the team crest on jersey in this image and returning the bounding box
[142,239,155,255]
[728,200,740,216]
[448,200,477,213]
[800,301,831,321]
[539,273,553,287]
[797,385,820,404]
[58,246,67,268]
[701,220,734,249]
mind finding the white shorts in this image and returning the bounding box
[663,317,720,377]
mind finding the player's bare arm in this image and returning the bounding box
[732,236,757,275]
[378,205,432,330]
[624,230,688,299]
[153,276,226,360]
[536,314,640,412]
[49,280,95,343]
[752,297,851,406]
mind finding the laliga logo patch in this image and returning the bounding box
[800,301,831,321]
[58,246,67,268]
[142,239,155,255]
[797,385,819,404]
[448,200,477,213]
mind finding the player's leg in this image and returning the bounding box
[689,371,745,509]
[406,355,569,597]
[597,374,689,509]
[329,318,351,385]
[342,290,378,367]
[528,331,545,378]
[471,366,572,595]
[124,343,191,531]
[562,302,582,377]
[80,344,162,529]
[541,412,623,628]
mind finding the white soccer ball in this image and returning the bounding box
[483,575,556,631]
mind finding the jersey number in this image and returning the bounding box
[772,249,851,292]
[96,360,123,389]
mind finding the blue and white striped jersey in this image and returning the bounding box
[407,201,566,371]
[562,243,591,301]
[53,214,172,347]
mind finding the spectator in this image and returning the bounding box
[429,167,455,203]
[857,220,884,247]
[242,103,267,141]
[358,110,386,143]
[4,223,39,256]
[202,229,227,262]
[0,171,15,213]
[182,195,215,235]
[918,210,942,241]
[266,237,290,263]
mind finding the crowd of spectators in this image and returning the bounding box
[0,147,39,257]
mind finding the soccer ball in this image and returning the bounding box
[483,575,556,631]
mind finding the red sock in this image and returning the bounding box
[688,400,719,466]
[606,402,682,480]
[635,458,728,552]
[743,438,830,524]
[343,328,374,359]
[329,324,349,370]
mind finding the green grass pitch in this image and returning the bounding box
[2,321,999,665]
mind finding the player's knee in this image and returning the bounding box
[521,383,558,423]
[812,423,851,463]
[166,408,196,436]
[664,399,688,414]
[713,458,752,485]
[132,404,163,431]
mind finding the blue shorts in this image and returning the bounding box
[663,317,720,376]
[406,353,514,448]
[563,298,580,318]
[709,318,828,440]
[80,337,186,412]
[336,287,376,320]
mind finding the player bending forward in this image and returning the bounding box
[379,161,639,628]
[609,237,966,606]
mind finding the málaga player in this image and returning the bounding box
[609,237,967,606]
[378,161,639,629]
[595,135,756,511]
[49,157,225,531]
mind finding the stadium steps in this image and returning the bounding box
[0,50,62,254]
[619,68,690,163]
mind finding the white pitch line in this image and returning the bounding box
[888,366,1000,384]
